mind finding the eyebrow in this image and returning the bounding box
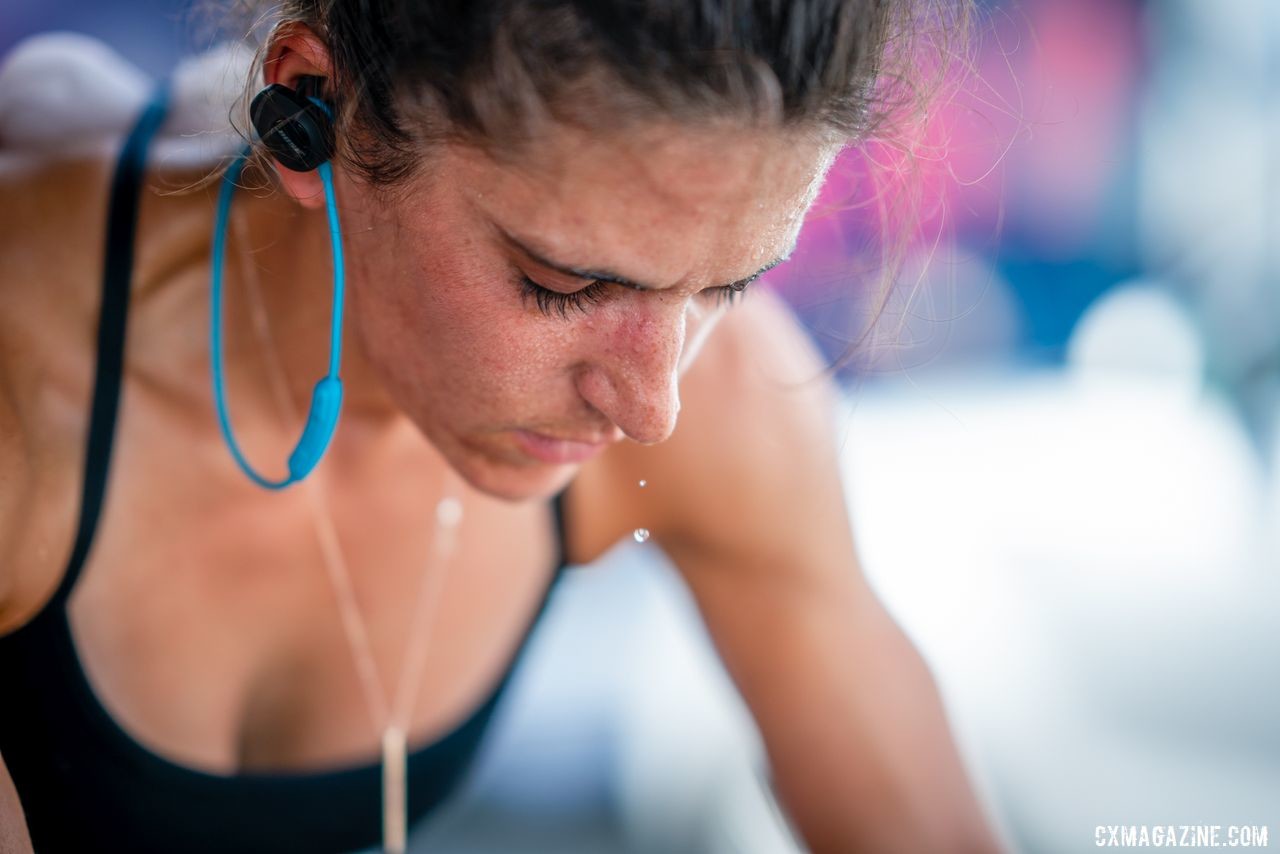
[500,227,793,292]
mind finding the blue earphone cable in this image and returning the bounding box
[318,160,344,377]
[209,102,346,490]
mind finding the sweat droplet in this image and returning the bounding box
[632,528,650,543]
[638,480,647,488]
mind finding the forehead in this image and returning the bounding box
[441,121,837,286]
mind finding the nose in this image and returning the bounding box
[574,302,687,445]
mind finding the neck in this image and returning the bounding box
[127,162,410,485]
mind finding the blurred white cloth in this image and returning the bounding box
[0,32,250,167]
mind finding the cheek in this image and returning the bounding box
[388,246,576,412]
[429,266,556,372]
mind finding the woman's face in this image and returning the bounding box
[337,121,836,501]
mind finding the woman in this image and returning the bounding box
[0,1,1004,852]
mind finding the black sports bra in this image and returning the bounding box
[0,83,573,853]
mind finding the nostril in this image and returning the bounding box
[578,399,618,436]
[571,380,625,444]
[573,355,681,446]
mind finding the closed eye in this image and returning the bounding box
[518,275,756,318]
[518,276,609,317]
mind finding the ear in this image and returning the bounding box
[261,23,335,211]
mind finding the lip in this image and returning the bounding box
[511,429,613,465]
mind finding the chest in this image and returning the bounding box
[63,402,564,774]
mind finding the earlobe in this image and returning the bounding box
[274,165,329,210]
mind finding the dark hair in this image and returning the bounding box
[215,0,962,190]
[208,0,975,380]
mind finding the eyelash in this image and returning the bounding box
[519,277,609,318]
[518,276,751,318]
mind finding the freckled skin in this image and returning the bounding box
[249,35,837,503]
[264,124,836,502]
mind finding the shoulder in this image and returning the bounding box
[0,367,29,631]
[0,36,252,634]
[0,150,104,635]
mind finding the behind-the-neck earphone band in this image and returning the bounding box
[210,80,344,490]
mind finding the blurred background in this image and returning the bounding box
[4,0,1278,851]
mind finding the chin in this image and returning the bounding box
[410,414,578,502]
[447,442,578,503]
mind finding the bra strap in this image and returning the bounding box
[550,483,573,573]
[50,84,171,607]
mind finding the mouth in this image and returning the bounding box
[510,428,619,465]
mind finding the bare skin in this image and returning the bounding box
[0,27,1005,854]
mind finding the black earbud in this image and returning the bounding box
[249,77,335,172]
